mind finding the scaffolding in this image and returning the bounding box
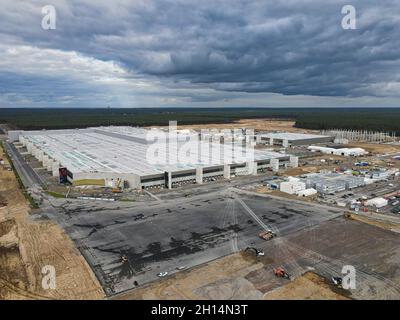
[320,129,397,143]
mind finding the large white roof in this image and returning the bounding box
[259,132,332,140]
[22,127,289,176]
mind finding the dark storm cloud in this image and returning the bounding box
[0,0,399,107]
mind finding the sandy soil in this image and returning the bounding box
[346,213,400,233]
[348,143,400,154]
[0,145,104,300]
[114,252,263,300]
[266,190,317,203]
[264,272,350,300]
[151,118,314,133]
[114,251,344,300]
[283,166,321,176]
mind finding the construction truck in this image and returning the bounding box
[112,178,123,193]
[274,267,290,280]
[259,230,276,241]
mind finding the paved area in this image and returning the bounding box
[7,138,400,299]
[113,216,400,300]
[272,218,400,299]
[45,191,342,295]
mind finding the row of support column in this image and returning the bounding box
[167,156,299,189]
[267,137,290,147]
[21,139,60,177]
[289,155,299,168]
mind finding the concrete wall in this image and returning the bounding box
[196,167,203,184]
[290,155,299,168]
[270,158,280,172]
[73,172,140,189]
[290,136,334,146]
[259,135,334,147]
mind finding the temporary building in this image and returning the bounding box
[308,146,367,157]
[297,188,317,197]
[370,170,390,180]
[280,180,306,195]
[365,197,388,208]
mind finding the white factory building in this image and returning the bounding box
[9,126,299,189]
[257,132,334,147]
[308,146,368,157]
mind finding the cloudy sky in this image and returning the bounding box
[0,0,399,108]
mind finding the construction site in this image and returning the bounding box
[8,126,297,191]
[1,119,400,300]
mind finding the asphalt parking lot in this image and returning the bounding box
[52,191,342,295]
[320,176,400,215]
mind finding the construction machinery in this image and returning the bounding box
[245,247,265,256]
[274,267,290,280]
[331,277,343,288]
[259,230,276,241]
[344,212,353,219]
[112,178,123,193]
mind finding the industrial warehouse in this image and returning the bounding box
[1,0,400,303]
[9,126,298,189]
[2,120,400,300]
[256,132,334,147]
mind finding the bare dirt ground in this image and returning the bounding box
[346,213,400,233]
[0,145,104,300]
[152,118,313,133]
[348,142,400,154]
[283,166,322,177]
[114,252,348,300]
[114,216,400,300]
[264,271,350,300]
[267,190,317,203]
[282,154,354,177]
[114,252,267,300]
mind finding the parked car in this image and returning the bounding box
[157,272,168,277]
[391,206,400,214]
[176,266,187,270]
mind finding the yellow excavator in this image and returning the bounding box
[112,178,123,193]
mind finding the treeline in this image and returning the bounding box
[0,108,399,135]
[0,108,298,130]
[294,109,400,135]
